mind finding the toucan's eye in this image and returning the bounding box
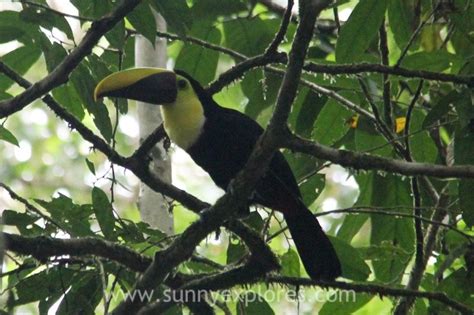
[177,79,187,89]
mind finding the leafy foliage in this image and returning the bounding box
[0,0,473,314]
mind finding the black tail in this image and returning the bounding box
[284,207,341,280]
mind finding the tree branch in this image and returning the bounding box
[304,63,473,86]
[3,232,151,272]
[266,276,473,314]
[284,132,474,178]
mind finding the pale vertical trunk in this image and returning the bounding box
[135,13,173,235]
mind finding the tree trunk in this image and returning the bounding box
[135,13,173,235]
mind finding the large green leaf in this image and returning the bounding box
[70,63,112,141]
[150,0,191,35]
[236,292,275,315]
[14,268,75,305]
[409,109,438,163]
[127,2,157,45]
[330,236,371,281]
[241,70,281,119]
[57,272,102,315]
[1,46,41,76]
[0,11,38,44]
[92,187,116,240]
[422,90,459,129]
[37,33,68,73]
[226,240,246,264]
[313,98,352,146]
[401,51,457,72]
[191,0,247,21]
[320,293,373,315]
[36,195,94,237]
[52,83,85,120]
[336,0,388,63]
[223,17,279,56]
[355,117,393,157]
[294,90,327,138]
[0,125,19,147]
[337,173,372,241]
[370,174,414,282]
[175,23,221,85]
[19,5,74,40]
[387,0,416,50]
[455,125,474,226]
[281,248,300,277]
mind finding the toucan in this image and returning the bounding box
[94,68,342,280]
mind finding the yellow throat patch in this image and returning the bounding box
[160,78,205,150]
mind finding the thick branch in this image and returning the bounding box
[266,276,473,314]
[284,133,474,178]
[3,232,151,272]
[0,0,142,118]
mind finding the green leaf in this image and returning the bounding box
[422,91,459,129]
[105,20,125,50]
[19,5,74,40]
[242,70,281,119]
[85,159,96,175]
[36,195,94,237]
[150,0,191,35]
[52,83,85,120]
[15,268,75,305]
[313,98,352,145]
[127,2,156,45]
[236,292,275,315]
[38,34,68,73]
[2,210,38,227]
[1,46,41,76]
[223,17,279,56]
[432,269,474,312]
[401,51,456,72]
[227,240,246,264]
[92,187,116,240]
[242,211,265,233]
[320,293,373,315]
[453,89,474,130]
[0,11,38,44]
[459,179,474,226]
[387,0,415,50]
[409,110,437,163]
[70,63,112,141]
[175,23,221,85]
[336,0,388,63]
[355,117,393,157]
[455,129,474,227]
[281,248,300,277]
[57,272,102,315]
[294,91,327,138]
[0,125,19,146]
[70,0,110,19]
[337,174,372,241]
[329,236,371,281]
[370,174,414,282]
[191,0,247,21]
[299,174,325,206]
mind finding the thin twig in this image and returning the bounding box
[264,0,294,55]
[379,21,393,129]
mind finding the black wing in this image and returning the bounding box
[187,106,302,210]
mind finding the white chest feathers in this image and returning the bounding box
[160,97,206,150]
